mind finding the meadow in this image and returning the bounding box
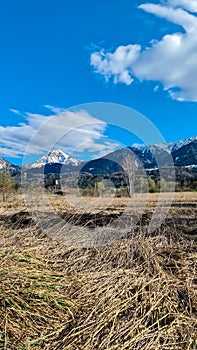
[0,191,196,349]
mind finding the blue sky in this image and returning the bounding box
[0,0,196,164]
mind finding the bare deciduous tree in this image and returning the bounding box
[122,152,138,197]
[0,168,13,202]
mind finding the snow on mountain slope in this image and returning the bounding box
[148,136,197,153]
[30,150,82,168]
[0,158,14,170]
[0,158,20,176]
[101,136,197,170]
[2,136,196,171]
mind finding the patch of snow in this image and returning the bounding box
[184,164,197,168]
[30,150,82,168]
[145,136,197,154]
[0,158,12,170]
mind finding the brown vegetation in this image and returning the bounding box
[0,192,196,349]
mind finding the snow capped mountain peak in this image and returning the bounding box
[30,149,82,168]
[0,158,18,171]
[0,158,11,170]
[0,158,19,172]
[46,149,70,164]
[146,136,197,154]
[104,135,197,170]
[170,136,197,152]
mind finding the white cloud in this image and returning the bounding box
[91,45,141,85]
[75,140,121,159]
[90,1,197,101]
[139,3,197,32]
[9,109,21,115]
[153,85,159,92]
[44,105,66,114]
[168,0,197,13]
[0,107,120,160]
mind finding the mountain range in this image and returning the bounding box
[105,136,197,169]
[0,136,197,181]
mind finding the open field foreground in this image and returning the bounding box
[0,192,196,349]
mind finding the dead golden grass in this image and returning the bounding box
[0,192,196,349]
[0,236,75,349]
[51,239,197,350]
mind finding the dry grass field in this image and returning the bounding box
[0,191,196,349]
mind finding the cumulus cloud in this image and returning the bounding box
[90,1,197,101]
[0,107,121,160]
[90,45,141,85]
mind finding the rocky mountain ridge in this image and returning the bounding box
[0,137,196,179]
[104,136,197,170]
[25,149,83,169]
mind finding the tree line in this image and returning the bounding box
[0,170,196,201]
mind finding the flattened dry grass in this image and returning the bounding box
[47,231,197,350]
[0,192,196,349]
[0,245,74,349]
